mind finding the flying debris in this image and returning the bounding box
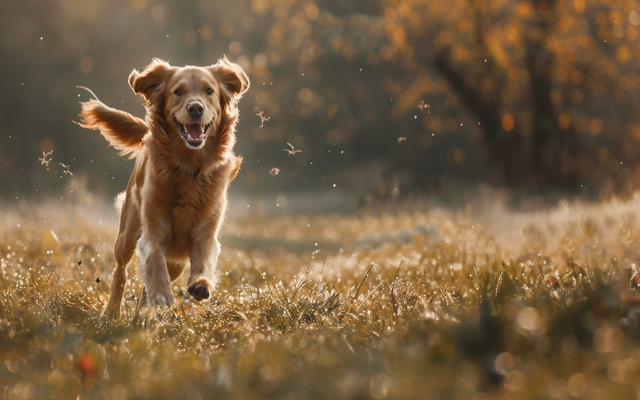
[59,163,73,176]
[416,100,430,114]
[39,151,53,170]
[284,143,301,157]
[397,137,407,144]
[270,167,280,177]
[256,111,270,128]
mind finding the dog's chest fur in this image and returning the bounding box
[144,154,232,256]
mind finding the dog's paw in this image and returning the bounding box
[146,286,175,308]
[188,277,214,301]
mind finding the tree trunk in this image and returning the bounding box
[525,0,581,189]
[432,49,523,186]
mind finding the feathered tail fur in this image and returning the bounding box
[76,87,148,158]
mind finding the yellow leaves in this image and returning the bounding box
[589,119,603,135]
[619,76,633,91]
[515,2,534,18]
[327,104,338,119]
[633,125,640,142]
[573,0,585,14]
[251,0,269,14]
[602,59,617,76]
[300,43,316,64]
[439,31,453,44]
[570,69,583,84]
[268,24,286,46]
[484,31,509,68]
[434,30,453,48]
[558,113,571,129]
[635,162,640,180]
[616,45,630,63]
[132,0,146,10]
[626,26,637,41]
[557,14,575,35]
[597,27,610,41]
[220,22,233,37]
[458,17,475,34]
[576,34,592,50]
[595,11,607,26]
[392,26,407,47]
[420,78,434,93]
[505,24,520,45]
[384,22,395,37]
[384,7,397,19]
[398,3,411,18]
[609,11,622,25]
[544,37,558,53]
[304,4,319,20]
[298,88,314,103]
[452,45,471,63]
[384,22,407,48]
[502,114,515,132]
[380,45,395,61]
[199,25,212,41]
[613,24,624,38]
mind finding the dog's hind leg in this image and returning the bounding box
[103,196,141,320]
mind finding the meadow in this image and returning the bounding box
[1,194,640,399]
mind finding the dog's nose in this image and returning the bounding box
[187,101,204,118]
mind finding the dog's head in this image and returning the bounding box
[129,57,249,150]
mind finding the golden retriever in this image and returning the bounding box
[77,57,249,319]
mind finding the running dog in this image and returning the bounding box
[77,57,248,319]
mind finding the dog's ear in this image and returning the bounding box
[128,59,175,103]
[208,56,250,106]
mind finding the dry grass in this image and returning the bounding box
[1,195,640,399]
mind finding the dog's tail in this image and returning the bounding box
[75,86,148,159]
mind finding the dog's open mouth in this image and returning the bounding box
[173,116,212,147]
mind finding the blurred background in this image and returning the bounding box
[1,0,640,213]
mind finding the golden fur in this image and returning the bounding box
[78,57,248,319]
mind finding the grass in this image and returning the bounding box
[1,194,640,399]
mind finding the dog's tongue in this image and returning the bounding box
[186,124,203,140]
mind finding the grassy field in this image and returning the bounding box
[1,195,640,400]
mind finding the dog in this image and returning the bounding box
[77,57,249,319]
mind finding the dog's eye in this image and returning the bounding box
[206,88,214,95]
[174,88,183,96]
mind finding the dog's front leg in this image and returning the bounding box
[138,223,174,308]
[187,222,221,301]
